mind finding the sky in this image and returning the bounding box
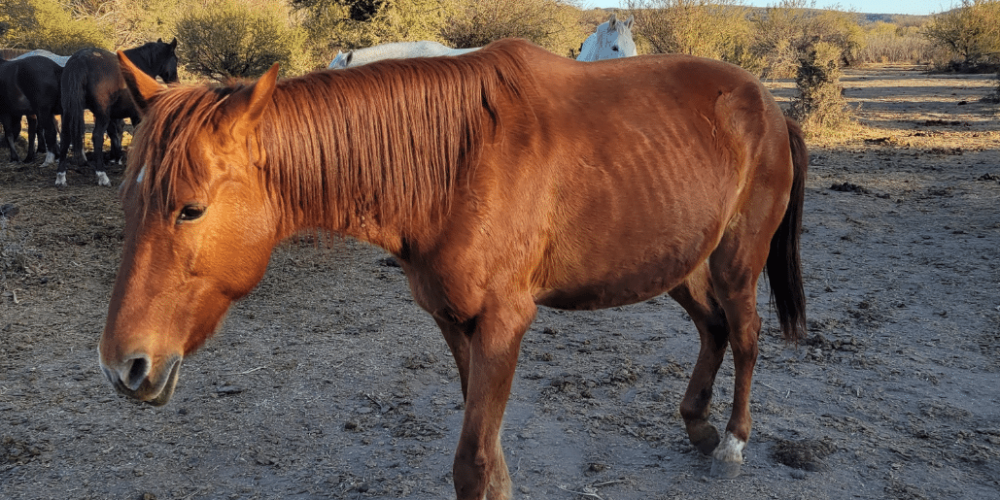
[580,0,955,16]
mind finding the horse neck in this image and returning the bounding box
[258,72,472,251]
[122,45,161,78]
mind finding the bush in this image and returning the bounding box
[629,0,753,63]
[788,42,854,132]
[297,0,457,54]
[749,0,863,78]
[174,0,311,80]
[441,0,586,56]
[0,0,110,53]
[857,21,934,65]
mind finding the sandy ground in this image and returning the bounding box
[1,66,998,500]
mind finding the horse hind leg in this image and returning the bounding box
[38,111,58,167]
[24,115,38,162]
[701,221,779,478]
[668,266,730,457]
[90,115,111,186]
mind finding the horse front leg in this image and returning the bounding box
[450,295,535,500]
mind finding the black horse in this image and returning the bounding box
[0,55,62,164]
[58,39,178,187]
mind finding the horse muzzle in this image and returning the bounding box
[100,353,183,406]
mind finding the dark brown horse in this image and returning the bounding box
[100,39,807,499]
[57,39,177,187]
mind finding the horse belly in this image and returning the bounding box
[534,262,687,311]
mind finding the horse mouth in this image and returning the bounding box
[104,356,183,406]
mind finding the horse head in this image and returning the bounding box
[328,50,354,69]
[576,13,637,61]
[154,38,180,83]
[100,53,282,405]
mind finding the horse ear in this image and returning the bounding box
[222,63,279,137]
[608,13,618,29]
[624,15,634,29]
[169,38,178,50]
[345,51,354,66]
[118,50,163,114]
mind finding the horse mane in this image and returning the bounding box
[123,39,537,235]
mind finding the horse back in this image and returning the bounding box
[436,42,795,310]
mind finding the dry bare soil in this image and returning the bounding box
[1,66,999,500]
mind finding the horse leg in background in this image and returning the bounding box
[435,317,472,400]
[669,266,730,459]
[106,118,126,166]
[37,109,58,167]
[57,101,86,187]
[90,112,112,186]
[24,114,38,163]
[450,295,535,500]
[1,114,22,162]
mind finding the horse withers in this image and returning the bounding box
[0,55,62,165]
[101,39,807,499]
[57,38,178,187]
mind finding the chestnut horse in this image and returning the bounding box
[101,39,807,499]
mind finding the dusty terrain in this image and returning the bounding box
[1,66,998,500]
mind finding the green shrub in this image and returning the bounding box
[174,0,311,79]
[0,0,110,53]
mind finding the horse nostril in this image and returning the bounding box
[123,355,152,391]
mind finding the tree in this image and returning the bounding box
[922,0,1000,71]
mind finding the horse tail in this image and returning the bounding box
[766,117,808,343]
[60,60,87,154]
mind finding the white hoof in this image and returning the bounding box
[710,432,745,478]
[41,152,56,167]
[55,172,66,187]
[97,171,111,187]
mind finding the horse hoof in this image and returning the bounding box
[97,171,111,187]
[55,172,67,187]
[710,458,742,479]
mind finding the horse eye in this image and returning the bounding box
[612,46,619,51]
[177,204,206,223]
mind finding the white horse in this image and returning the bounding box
[577,13,637,61]
[13,49,71,67]
[328,41,480,69]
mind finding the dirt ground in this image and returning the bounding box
[1,66,998,500]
